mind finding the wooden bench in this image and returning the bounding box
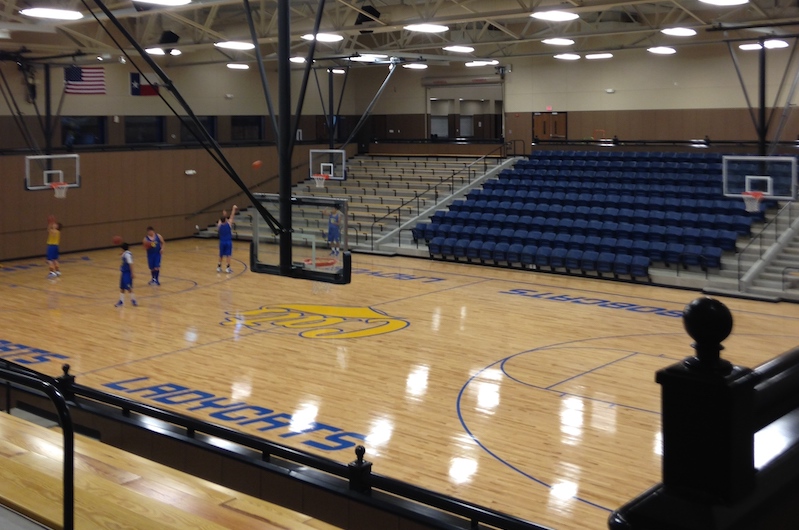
[0,412,339,530]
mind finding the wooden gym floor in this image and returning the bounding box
[1,238,798,530]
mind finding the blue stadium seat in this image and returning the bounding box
[699,228,718,247]
[466,240,483,261]
[554,233,571,249]
[617,222,634,240]
[631,239,649,256]
[512,229,528,245]
[504,214,520,229]
[565,249,583,272]
[664,242,685,267]
[649,225,667,242]
[631,256,651,281]
[603,208,620,222]
[731,215,752,236]
[648,241,667,262]
[584,235,601,251]
[441,237,458,258]
[486,227,502,242]
[461,225,477,241]
[587,220,603,237]
[450,224,465,239]
[534,246,553,269]
[424,223,439,242]
[558,218,574,234]
[681,212,699,228]
[550,247,568,269]
[473,226,489,242]
[479,241,497,262]
[413,223,427,242]
[682,227,701,245]
[613,254,632,277]
[615,238,633,256]
[544,217,560,232]
[597,252,616,277]
[493,242,511,264]
[664,226,683,244]
[572,219,589,236]
[717,230,738,252]
[429,236,445,257]
[467,212,482,226]
[521,245,538,267]
[507,243,524,265]
[588,206,604,221]
[649,210,666,226]
[499,228,515,243]
[600,221,618,238]
[540,232,557,248]
[632,223,650,240]
[453,238,469,260]
[681,244,703,269]
[580,250,599,274]
[664,211,681,227]
[701,246,723,270]
[599,237,617,253]
[568,234,586,250]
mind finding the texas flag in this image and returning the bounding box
[130,72,160,96]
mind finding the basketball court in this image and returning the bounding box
[2,238,798,530]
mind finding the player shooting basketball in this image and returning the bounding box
[217,205,237,273]
[143,226,165,286]
[46,215,62,278]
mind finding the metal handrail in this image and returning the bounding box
[367,142,511,249]
[736,201,795,290]
[783,267,799,291]
[0,361,74,530]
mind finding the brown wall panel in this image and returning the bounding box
[504,111,532,155]
[0,143,353,261]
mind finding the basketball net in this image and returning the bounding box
[742,191,764,213]
[312,174,329,188]
[51,182,68,199]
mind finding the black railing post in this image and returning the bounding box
[348,445,372,493]
[656,297,756,503]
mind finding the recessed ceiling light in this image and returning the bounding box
[648,46,676,55]
[227,63,249,70]
[289,56,306,63]
[402,63,428,69]
[404,23,449,33]
[145,47,166,55]
[464,59,499,67]
[169,49,181,56]
[20,7,83,20]
[739,43,762,50]
[542,38,575,46]
[531,11,579,22]
[443,45,474,53]
[698,0,748,5]
[349,54,388,62]
[586,53,613,59]
[661,27,697,37]
[764,39,789,49]
[554,53,580,60]
[214,41,255,50]
[301,33,344,42]
[132,0,191,5]
[330,68,346,74]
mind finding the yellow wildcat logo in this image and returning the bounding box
[222,304,409,339]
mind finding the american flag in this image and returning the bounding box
[64,66,106,95]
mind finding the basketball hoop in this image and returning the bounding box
[742,191,764,213]
[303,257,337,271]
[50,182,68,199]
[312,174,329,188]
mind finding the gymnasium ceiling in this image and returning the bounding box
[2,0,799,67]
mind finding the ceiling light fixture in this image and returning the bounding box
[698,0,748,5]
[542,38,575,46]
[330,68,346,74]
[739,43,761,50]
[214,41,255,50]
[289,56,306,63]
[443,45,474,53]
[404,23,449,33]
[301,33,344,42]
[402,63,428,69]
[145,47,166,55]
[554,53,580,60]
[661,27,697,37]
[227,63,249,69]
[464,59,499,67]
[585,53,613,59]
[132,0,191,5]
[531,11,579,22]
[765,39,789,49]
[20,7,83,20]
[648,46,676,55]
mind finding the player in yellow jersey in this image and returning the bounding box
[46,216,62,278]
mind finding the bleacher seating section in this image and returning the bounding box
[414,150,774,281]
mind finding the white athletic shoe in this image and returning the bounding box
[217,266,222,272]
[226,267,232,274]
[48,271,57,278]
[55,271,61,276]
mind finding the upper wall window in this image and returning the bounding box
[62,116,106,148]
[181,116,216,143]
[125,116,164,144]
[231,115,263,141]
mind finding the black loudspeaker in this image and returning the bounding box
[354,5,380,34]
[159,30,180,45]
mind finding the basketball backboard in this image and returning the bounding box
[25,154,81,191]
[309,149,347,181]
[722,155,797,200]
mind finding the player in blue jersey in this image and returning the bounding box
[326,204,342,256]
[115,242,137,307]
[217,204,237,273]
[143,226,165,286]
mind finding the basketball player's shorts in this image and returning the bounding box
[219,241,233,257]
[328,226,340,243]
[147,252,161,270]
[47,244,59,261]
[120,272,133,291]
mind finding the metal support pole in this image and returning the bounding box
[278,0,292,275]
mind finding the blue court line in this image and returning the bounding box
[376,277,493,306]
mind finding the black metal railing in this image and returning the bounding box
[0,361,551,530]
[736,201,796,291]
[0,361,74,530]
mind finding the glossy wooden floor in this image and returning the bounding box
[2,239,799,530]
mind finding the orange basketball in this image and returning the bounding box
[252,160,262,169]
[143,241,152,250]
[112,235,123,245]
